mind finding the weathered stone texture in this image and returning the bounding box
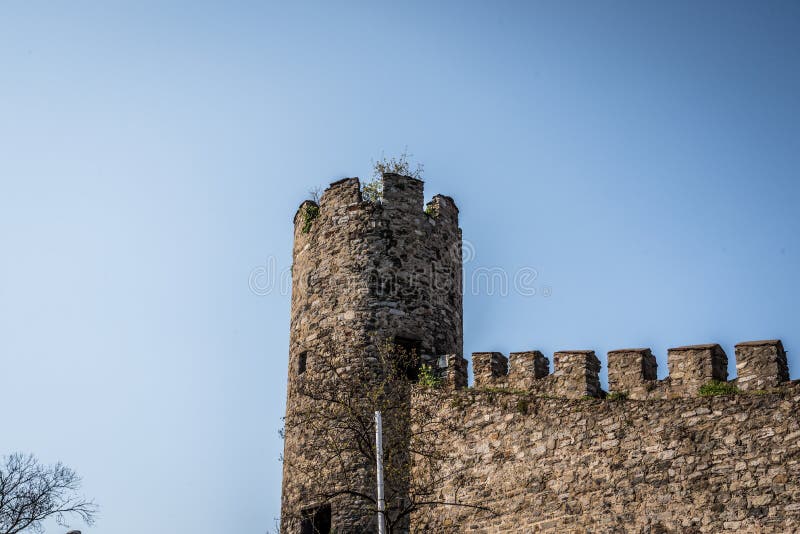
[411,384,800,533]
[508,351,549,389]
[472,352,508,387]
[441,354,468,390]
[552,350,602,398]
[668,344,728,395]
[281,174,463,533]
[736,340,789,392]
[472,350,602,399]
[608,348,658,398]
[282,174,799,533]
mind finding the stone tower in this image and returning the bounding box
[280,174,462,533]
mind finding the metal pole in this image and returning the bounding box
[375,410,386,534]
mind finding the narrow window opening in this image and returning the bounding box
[300,503,331,534]
[297,351,308,375]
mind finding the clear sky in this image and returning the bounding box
[1,1,799,532]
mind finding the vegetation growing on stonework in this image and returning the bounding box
[699,380,740,397]
[362,177,383,203]
[417,363,441,389]
[301,203,319,233]
[363,149,424,203]
[607,391,629,401]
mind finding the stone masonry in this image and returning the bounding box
[281,174,462,533]
[411,383,800,533]
[281,173,800,533]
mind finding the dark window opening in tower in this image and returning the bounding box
[297,351,308,375]
[300,503,331,534]
[394,336,422,382]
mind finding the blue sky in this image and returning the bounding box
[1,1,798,532]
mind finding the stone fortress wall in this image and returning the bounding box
[281,173,800,533]
[414,341,800,532]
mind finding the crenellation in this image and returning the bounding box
[472,352,508,387]
[552,350,602,398]
[467,341,793,400]
[441,354,468,390]
[470,350,602,398]
[508,351,549,389]
[607,348,659,399]
[293,199,319,227]
[668,343,728,396]
[319,177,361,210]
[382,173,424,214]
[425,194,459,223]
[735,340,789,391]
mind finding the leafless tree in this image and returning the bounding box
[282,338,493,533]
[0,453,97,534]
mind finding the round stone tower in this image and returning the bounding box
[280,173,462,533]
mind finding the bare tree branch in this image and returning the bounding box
[282,338,495,532]
[0,453,98,534]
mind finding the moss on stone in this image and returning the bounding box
[301,204,319,233]
[699,380,740,397]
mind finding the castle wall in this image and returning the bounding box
[281,173,799,533]
[410,341,799,533]
[411,384,800,533]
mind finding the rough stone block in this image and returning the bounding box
[382,173,424,213]
[552,350,601,398]
[425,194,459,223]
[320,177,361,209]
[667,344,728,396]
[472,352,508,387]
[608,348,658,398]
[508,351,549,389]
[441,354,468,390]
[735,340,788,391]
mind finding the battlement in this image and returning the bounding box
[382,173,424,214]
[411,342,800,532]
[318,177,362,209]
[469,349,602,398]
[294,174,457,226]
[466,339,791,399]
[735,339,788,391]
